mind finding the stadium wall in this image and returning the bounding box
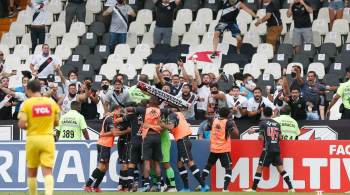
[1,140,350,192]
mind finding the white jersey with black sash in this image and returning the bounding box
[30,0,49,26]
[31,54,59,79]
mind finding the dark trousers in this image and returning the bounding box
[31,26,45,52]
[65,2,86,32]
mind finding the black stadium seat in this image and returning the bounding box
[273,53,289,69]
[89,21,106,37]
[203,0,222,13]
[81,32,98,49]
[300,43,316,59]
[293,53,310,71]
[320,43,337,59]
[313,53,330,70]
[240,43,256,61]
[277,43,293,60]
[86,54,103,74]
[184,0,201,12]
[73,45,91,60]
[94,45,110,61]
[256,74,275,97]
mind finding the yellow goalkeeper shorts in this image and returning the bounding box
[26,135,55,168]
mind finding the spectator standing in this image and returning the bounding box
[103,0,136,52]
[153,0,181,46]
[327,67,350,119]
[176,83,198,120]
[211,0,258,57]
[247,87,276,120]
[240,73,255,100]
[58,83,88,115]
[0,77,14,120]
[57,69,82,94]
[28,0,48,52]
[30,44,60,79]
[255,0,282,52]
[103,79,129,114]
[207,82,227,116]
[13,71,32,119]
[287,88,307,120]
[194,63,212,120]
[81,78,100,120]
[155,61,190,96]
[287,0,313,54]
[0,51,17,79]
[329,0,346,30]
[56,101,90,141]
[65,0,86,32]
[226,86,248,119]
[99,78,111,104]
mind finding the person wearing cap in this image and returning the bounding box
[327,67,350,119]
[44,74,64,102]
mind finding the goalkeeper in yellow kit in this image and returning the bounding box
[18,79,60,195]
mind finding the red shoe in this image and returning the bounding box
[83,186,93,192]
[94,187,102,193]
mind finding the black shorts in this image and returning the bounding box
[258,151,283,167]
[176,137,193,163]
[97,144,111,164]
[128,141,142,164]
[118,138,129,164]
[142,134,162,161]
[207,152,232,169]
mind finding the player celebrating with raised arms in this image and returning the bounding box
[245,107,295,192]
[18,79,60,195]
[211,0,258,57]
[201,107,239,192]
[159,106,210,192]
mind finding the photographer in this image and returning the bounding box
[42,74,64,101]
[207,82,227,117]
[81,77,100,120]
[247,87,276,120]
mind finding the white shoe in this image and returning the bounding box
[160,184,167,192]
[288,189,295,192]
[243,188,256,192]
[222,189,229,192]
[165,187,178,192]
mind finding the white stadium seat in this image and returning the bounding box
[136,9,153,25]
[55,45,72,60]
[61,33,79,49]
[264,63,281,79]
[1,33,17,48]
[176,9,193,24]
[69,22,87,37]
[308,62,325,79]
[134,44,152,59]
[114,44,131,59]
[50,21,66,37]
[196,8,213,25]
[13,44,30,60]
[324,31,342,47]
[257,43,273,60]
[223,63,240,76]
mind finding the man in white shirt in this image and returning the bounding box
[30,44,60,79]
[247,87,276,120]
[194,62,212,120]
[28,0,49,52]
[176,83,198,120]
[226,86,248,119]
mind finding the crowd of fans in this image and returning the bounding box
[0,0,350,133]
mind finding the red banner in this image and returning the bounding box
[211,140,350,193]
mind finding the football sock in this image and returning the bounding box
[201,164,211,180]
[93,169,106,188]
[44,175,54,195]
[178,166,189,189]
[224,169,232,190]
[165,167,176,188]
[127,168,135,190]
[252,172,262,190]
[280,170,293,189]
[190,164,205,187]
[28,177,37,195]
[86,168,100,186]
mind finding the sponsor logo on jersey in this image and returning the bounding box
[32,104,52,117]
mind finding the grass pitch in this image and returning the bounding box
[0,192,344,195]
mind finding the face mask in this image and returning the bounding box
[117,0,124,4]
[70,79,77,84]
[102,85,109,91]
[164,77,171,82]
[263,2,269,6]
[291,72,297,78]
[69,93,76,98]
